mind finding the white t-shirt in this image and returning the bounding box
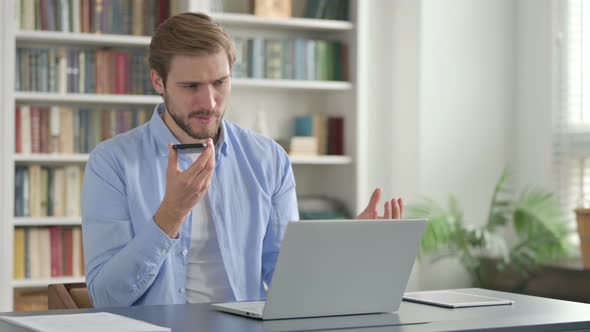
[185,152,234,303]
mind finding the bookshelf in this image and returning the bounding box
[0,0,368,312]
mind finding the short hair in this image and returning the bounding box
[148,12,236,86]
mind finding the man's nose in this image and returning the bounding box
[196,84,217,110]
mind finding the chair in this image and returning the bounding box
[48,283,93,309]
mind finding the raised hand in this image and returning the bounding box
[356,188,403,220]
[153,138,215,238]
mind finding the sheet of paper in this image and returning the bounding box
[0,312,171,332]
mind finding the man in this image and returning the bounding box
[81,12,403,308]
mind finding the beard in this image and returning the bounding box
[162,89,223,140]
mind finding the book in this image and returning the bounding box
[15,106,22,153]
[39,108,49,153]
[313,113,327,155]
[28,165,42,217]
[254,0,291,18]
[72,227,84,276]
[289,136,318,156]
[63,227,73,276]
[49,106,60,153]
[13,228,26,279]
[15,167,25,217]
[59,107,74,153]
[327,116,344,155]
[30,107,41,153]
[39,167,49,217]
[39,227,51,278]
[27,228,41,278]
[52,167,65,217]
[64,166,81,217]
[49,226,63,277]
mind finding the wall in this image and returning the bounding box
[365,0,518,290]
[364,0,422,290]
[417,0,516,289]
[514,0,555,192]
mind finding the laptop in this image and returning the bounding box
[211,219,427,320]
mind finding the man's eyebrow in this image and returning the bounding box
[176,76,231,85]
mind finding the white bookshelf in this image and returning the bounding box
[0,0,367,312]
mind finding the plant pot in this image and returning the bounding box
[574,208,590,268]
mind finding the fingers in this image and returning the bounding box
[184,138,215,178]
[392,198,401,219]
[167,144,179,177]
[398,198,404,218]
[188,146,216,191]
[383,200,391,219]
[361,188,382,216]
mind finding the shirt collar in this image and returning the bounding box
[149,103,229,159]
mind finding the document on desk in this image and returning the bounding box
[0,312,171,332]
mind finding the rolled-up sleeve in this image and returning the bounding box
[81,146,179,307]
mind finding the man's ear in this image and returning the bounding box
[150,69,165,95]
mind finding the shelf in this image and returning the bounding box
[15,154,89,164]
[290,155,352,165]
[14,154,352,165]
[13,80,350,105]
[210,13,354,31]
[14,13,354,47]
[12,277,85,288]
[14,92,162,106]
[13,218,81,227]
[15,30,151,47]
[232,78,352,90]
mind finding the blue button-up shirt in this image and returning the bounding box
[81,104,299,307]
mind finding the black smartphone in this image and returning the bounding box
[172,143,207,154]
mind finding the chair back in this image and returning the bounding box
[48,283,93,309]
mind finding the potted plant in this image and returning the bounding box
[407,169,573,289]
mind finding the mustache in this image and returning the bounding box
[188,111,219,118]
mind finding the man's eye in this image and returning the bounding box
[183,84,198,89]
[214,80,226,87]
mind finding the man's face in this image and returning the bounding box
[151,51,231,141]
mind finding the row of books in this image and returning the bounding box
[15,47,153,95]
[232,38,348,81]
[18,0,170,36]
[15,105,151,154]
[303,0,349,20]
[13,226,85,280]
[15,165,84,218]
[290,114,344,156]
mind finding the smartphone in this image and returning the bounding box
[172,143,207,154]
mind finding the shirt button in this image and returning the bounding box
[182,249,188,256]
[179,288,185,294]
[160,249,167,255]
[136,275,140,280]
